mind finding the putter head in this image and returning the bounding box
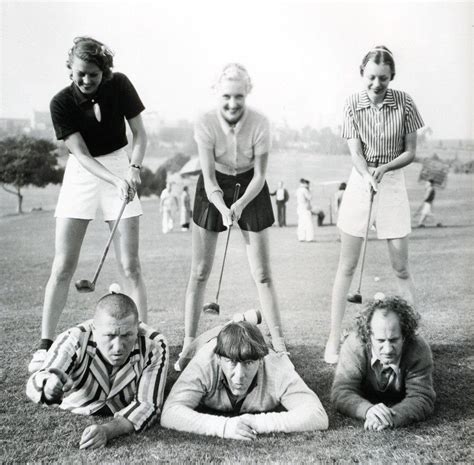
[203,302,220,315]
[75,279,95,293]
[347,292,362,304]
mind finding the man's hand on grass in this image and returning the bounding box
[365,403,395,431]
[224,414,258,441]
[79,424,108,450]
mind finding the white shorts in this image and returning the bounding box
[421,202,432,216]
[337,167,411,239]
[55,149,143,221]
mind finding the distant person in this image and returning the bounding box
[417,179,441,227]
[160,182,179,234]
[161,321,328,439]
[325,46,425,364]
[26,293,168,449]
[180,185,193,231]
[334,182,347,219]
[331,296,435,430]
[270,181,290,226]
[296,178,314,242]
[179,63,286,363]
[29,36,148,373]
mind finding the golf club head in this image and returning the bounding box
[203,302,220,315]
[347,291,362,304]
[75,279,95,293]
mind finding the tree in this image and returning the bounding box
[0,136,64,214]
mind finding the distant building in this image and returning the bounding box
[31,110,53,131]
[0,117,30,135]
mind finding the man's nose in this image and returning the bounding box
[111,337,123,352]
[233,362,245,380]
[382,341,393,353]
[228,97,238,108]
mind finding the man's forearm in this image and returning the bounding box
[103,416,135,441]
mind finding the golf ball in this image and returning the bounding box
[374,292,385,301]
[109,283,121,294]
[374,276,380,282]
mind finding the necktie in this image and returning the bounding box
[379,366,394,391]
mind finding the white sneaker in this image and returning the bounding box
[28,349,47,373]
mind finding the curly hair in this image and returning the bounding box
[360,45,396,80]
[356,295,419,347]
[213,63,253,94]
[215,321,268,362]
[67,36,114,81]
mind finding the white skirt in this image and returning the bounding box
[337,167,411,239]
[55,148,143,221]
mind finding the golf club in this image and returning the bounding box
[203,183,241,315]
[347,161,378,304]
[75,196,128,293]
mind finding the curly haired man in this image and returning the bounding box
[331,296,435,430]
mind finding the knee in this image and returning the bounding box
[190,263,212,284]
[252,267,272,285]
[50,256,77,283]
[120,258,142,281]
[339,261,358,278]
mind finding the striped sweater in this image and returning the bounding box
[26,320,168,432]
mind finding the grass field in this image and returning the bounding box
[1,153,473,463]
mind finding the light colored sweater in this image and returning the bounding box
[331,333,435,427]
[161,341,328,437]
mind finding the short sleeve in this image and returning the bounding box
[194,115,215,150]
[117,73,145,120]
[254,116,271,156]
[50,93,78,141]
[404,94,424,134]
[341,101,359,139]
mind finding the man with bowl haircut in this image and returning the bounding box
[331,296,435,431]
[161,321,328,440]
[26,293,168,449]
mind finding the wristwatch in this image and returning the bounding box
[130,164,142,170]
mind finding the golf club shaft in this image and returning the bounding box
[355,160,379,293]
[90,197,128,286]
[215,183,241,303]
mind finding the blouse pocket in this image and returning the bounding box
[241,146,254,161]
[214,145,227,160]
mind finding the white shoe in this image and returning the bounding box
[324,343,339,365]
[28,349,47,373]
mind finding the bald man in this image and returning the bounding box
[26,293,168,449]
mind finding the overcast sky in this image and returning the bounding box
[1,0,472,138]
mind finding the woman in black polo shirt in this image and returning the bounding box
[28,37,148,372]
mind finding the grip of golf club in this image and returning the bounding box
[91,197,128,285]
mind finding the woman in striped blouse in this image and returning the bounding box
[324,46,425,364]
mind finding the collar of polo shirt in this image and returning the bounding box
[356,89,398,111]
[71,80,103,106]
[216,108,249,135]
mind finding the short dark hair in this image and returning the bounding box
[67,36,114,80]
[356,296,419,346]
[214,321,269,362]
[94,293,139,322]
[360,45,396,80]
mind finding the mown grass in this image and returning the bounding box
[0,157,473,463]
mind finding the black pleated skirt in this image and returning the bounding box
[192,169,274,232]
